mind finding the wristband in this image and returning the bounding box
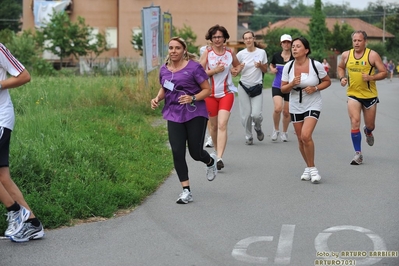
[315,86,319,91]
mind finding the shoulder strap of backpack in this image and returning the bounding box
[311,58,321,84]
[287,60,294,74]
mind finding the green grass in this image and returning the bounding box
[0,73,173,231]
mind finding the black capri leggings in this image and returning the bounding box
[167,116,211,182]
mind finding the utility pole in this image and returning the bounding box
[383,5,386,42]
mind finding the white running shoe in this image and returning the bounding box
[176,189,193,204]
[310,167,321,183]
[350,152,363,165]
[5,205,31,237]
[280,132,288,142]
[271,130,280,141]
[204,136,213,148]
[301,167,310,181]
[10,222,45,242]
[206,153,217,181]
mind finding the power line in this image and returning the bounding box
[251,12,395,18]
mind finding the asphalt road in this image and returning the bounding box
[1,79,398,266]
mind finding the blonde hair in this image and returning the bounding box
[165,37,197,65]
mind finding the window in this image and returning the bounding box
[106,27,117,49]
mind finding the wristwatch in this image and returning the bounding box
[191,95,196,106]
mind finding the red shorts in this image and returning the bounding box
[205,93,235,117]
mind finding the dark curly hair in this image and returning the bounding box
[205,24,230,43]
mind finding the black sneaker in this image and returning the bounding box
[254,128,264,141]
[10,221,45,243]
[217,159,224,170]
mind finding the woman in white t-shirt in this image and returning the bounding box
[281,37,331,184]
[234,31,268,145]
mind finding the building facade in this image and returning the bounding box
[22,0,239,59]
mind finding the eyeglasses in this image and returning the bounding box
[243,37,254,41]
[212,36,224,40]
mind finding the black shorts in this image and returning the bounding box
[0,127,11,167]
[348,96,379,109]
[290,110,321,123]
[272,87,290,102]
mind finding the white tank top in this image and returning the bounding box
[206,46,234,98]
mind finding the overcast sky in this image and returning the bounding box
[251,0,397,11]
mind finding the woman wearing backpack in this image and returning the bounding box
[281,37,331,183]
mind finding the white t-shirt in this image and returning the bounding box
[199,46,207,57]
[0,43,25,130]
[237,47,268,86]
[282,59,327,113]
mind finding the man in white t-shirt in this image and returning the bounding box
[0,43,45,242]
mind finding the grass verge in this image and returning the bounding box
[0,71,173,231]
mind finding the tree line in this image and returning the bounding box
[251,0,399,61]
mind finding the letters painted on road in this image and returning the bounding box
[232,224,295,265]
[315,225,386,266]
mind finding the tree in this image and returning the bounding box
[130,24,198,56]
[0,29,15,46]
[0,0,22,32]
[2,29,56,76]
[86,30,108,63]
[326,23,353,53]
[308,0,328,61]
[35,12,108,69]
[172,24,199,54]
[131,30,143,56]
[263,27,304,61]
[384,12,399,60]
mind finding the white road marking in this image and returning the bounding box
[274,224,295,264]
[232,225,389,265]
[232,236,273,263]
[315,225,386,265]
